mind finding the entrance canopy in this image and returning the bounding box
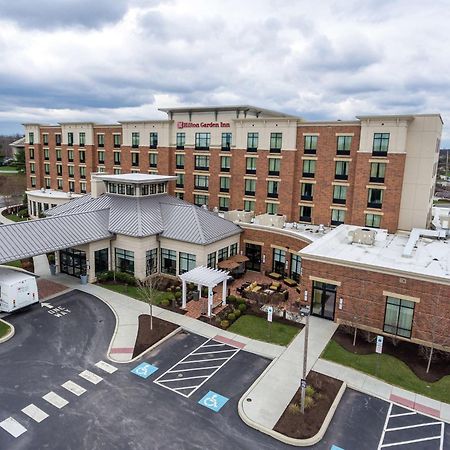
[179,266,229,288]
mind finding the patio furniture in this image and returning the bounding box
[268,272,282,280]
[269,281,281,291]
[283,278,297,287]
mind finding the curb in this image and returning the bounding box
[0,318,15,343]
[238,369,346,447]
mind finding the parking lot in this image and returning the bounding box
[0,290,448,449]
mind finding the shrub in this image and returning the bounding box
[238,303,247,312]
[220,320,230,329]
[287,403,301,415]
[304,396,315,410]
[305,385,316,397]
[47,253,55,264]
[17,208,29,217]
[166,287,172,292]
[115,272,137,286]
[227,295,237,304]
[96,271,114,282]
[174,291,182,299]
[233,309,241,318]
[227,313,236,322]
[161,299,170,307]
[236,297,246,305]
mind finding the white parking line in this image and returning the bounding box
[62,380,87,396]
[43,392,69,409]
[380,435,442,448]
[0,417,27,438]
[21,404,48,423]
[179,357,230,364]
[385,421,441,432]
[95,361,118,374]
[389,411,417,418]
[202,343,226,348]
[170,366,221,372]
[79,370,103,385]
[192,349,237,356]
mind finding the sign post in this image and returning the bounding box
[267,306,273,340]
[375,335,383,375]
[300,299,310,414]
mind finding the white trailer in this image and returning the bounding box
[0,268,39,313]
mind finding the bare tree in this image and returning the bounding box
[346,280,370,346]
[414,286,450,373]
[136,276,158,331]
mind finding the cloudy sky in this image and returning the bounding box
[0,0,449,144]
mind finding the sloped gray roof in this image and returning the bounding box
[46,195,111,216]
[0,210,112,264]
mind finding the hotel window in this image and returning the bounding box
[220,176,230,193]
[301,183,313,201]
[29,148,35,159]
[29,132,34,144]
[266,202,278,214]
[30,163,35,174]
[304,135,318,155]
[131,132,140,148]
[272,248,286,275]
[372,133,389,156]
[300,205,312,222]
[115,248,135,275]
[161,248,176,275]
[55,133,62,146]
[57,164,62,176]
[98,151,105,164]
[218,247,229,262]
[176,132,185,150]
[145,248,158,275]
[370,162,386,183]
[195,155,209,170]
[367,188,383,209]
[44,163,50,175]
[114,168,122,174]
[69,180,75,192]
[244,200,255,212]
[68,166,74,177]
[79,132,85,147]
[335,161,349,180]
[132,152,139,167]
[176,192,184,200]
[302,159,316,178]
[176,173,184,188]
[290,254,301,282]
[331,209,345,226]
[270,132,282,153]
[79,150,86,163]
[68,149,74,162]
[332,185,347,204]
[207,252,216,269]
[56,149,61,161]
[80,166,86,179]
[337,136,352,155]
[384,297,415,338]
[221,132,232,151]
[42,133,48,145]
[176,154,185,169]
[194,194,208,207]
[247,132,259,152]
[114,151,121,165]
[268,158,280,176]
[68,132,74,146]
[149,132,158,149]
[195,132,210,150]
[219,196,229,211]
[149,153,157,168]
[97,134,104,147]
[230,243,238,256]
[194,175,209,191]
[365,213,382,228]
[267,180,279,198]
[45,178,51,189]
[244,179,256,196]
[80,181,87,193]
[113,134,121,148]
[246,157,257,174]
[179,252,196,275]
[44,148,50,160]
[126,184,135,195]
[57,179,63,190]
[220,156,231,172]
[31,176,36,187]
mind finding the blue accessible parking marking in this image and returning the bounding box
[131,363,158,379]
[198,391,229,412]
[331,445,344,450]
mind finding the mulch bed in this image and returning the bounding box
[132,315,179,358]
[334,326,450,382]
[274,371,343,439]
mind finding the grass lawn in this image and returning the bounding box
[228,314,300,346]
[0,166,18,172]
[99,282,175,305]
[3,214,27,222]
[322,340,450,404]
[4,260,22,268]
[0,321,11,339]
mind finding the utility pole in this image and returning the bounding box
[300,290,310,414]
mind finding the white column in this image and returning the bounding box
[222,279,227,306]
[182,280,187,309]
[207,286,212,317]
[198,284,202,298]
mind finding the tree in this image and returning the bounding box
[14,149,25,173]
[136,276,158,331]
[346,280,370,346]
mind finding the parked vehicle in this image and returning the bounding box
[0,268,39,312]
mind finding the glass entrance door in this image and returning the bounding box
[60,248,87,277]
[245,243,262,271]
[311,281,337,320]
[94,248,109,275]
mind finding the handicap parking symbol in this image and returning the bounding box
[198,390,229,412]
[131,362,158,379]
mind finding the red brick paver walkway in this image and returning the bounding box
[37,279,70,300]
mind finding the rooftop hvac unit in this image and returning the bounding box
[439,214,450,230]
[348,228,376,246]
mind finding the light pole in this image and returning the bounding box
[300,290,310,414]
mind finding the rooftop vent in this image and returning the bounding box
[348,228,376,246]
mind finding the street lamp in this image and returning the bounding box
[299,290,310,414]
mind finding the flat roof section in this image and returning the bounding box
[300,224,450,282]
[95,174,177,184]
[26,189,83,200]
